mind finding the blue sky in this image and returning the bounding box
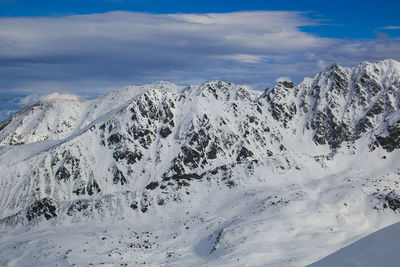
[0,0,399,119]
[1,0,399,39]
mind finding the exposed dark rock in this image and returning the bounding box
[210,229,224,253]
[63,154,80,180]
[67,200,90,216]
[209,164,230,175]
[0,117,12,132]
[181,146,203,168]
[73,182,86,195]
[171,173,202,181]
[112,167,127,185]
[166,161,185,178]
[55,166,70,182]
[206,143,218,160]
[26,198,57,221]
[160,126,172,138]
[355,117,374,135]
[163,172,203,187]
[108,133,122,145]
[131,127,155,149]
[50,156,60,169]
[226,180,236,188]
[113,150,143,164]
[376,121,400,152]
[236,146,254,163]
[385,191,400,211]
[132,128,151,140]
[87,179,101,195]
[145,181,159,190]
[281,81,295,88]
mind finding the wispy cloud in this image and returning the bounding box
[275,77,292,83]
[18,92,79,106]
[378,26,400,30]
[0,11,331,94]
[42,93,79,101]
[18,94,39,106]
[217,54,264,64]
[0,10,399,101]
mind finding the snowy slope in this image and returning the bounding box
[0,60,400,266]
[0,82,182,145]
[309,221,400,267]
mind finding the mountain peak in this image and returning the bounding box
[193,80,256,101]
[277,80,295,88]
[0,60,400,266]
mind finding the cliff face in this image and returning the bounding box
[262,59,400,151]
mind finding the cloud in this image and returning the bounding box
[18,93,79,106]
[275,77,292,83]
[217,54,263,63]
[378,26,400,30]
[41,93,79,101]
[18,94,39,105]
[317,59,328,70]
[0,11,332,94]
[0,10,399,104]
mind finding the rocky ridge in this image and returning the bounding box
[0,60,399,225]
[0,60,400,266]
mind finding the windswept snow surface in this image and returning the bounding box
[1,154,400,267]
[309,221,400,267]
[0,60,400,266]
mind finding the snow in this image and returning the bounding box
[1,145,399,266]
[309,221,400,267]
[0,60,400,266]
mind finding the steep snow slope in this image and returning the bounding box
[0,82,183,145]
[0,60,400,266]
[0,80,291,220]
[309,221,400,267]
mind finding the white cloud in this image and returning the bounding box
[0,11,336,93]
[0,11,328,57]
[18,94,39,105]
[17,92,79,107]
[0,11,398,97]
[41,93,79,101]
[317,59,328,70]
[218,54,263,63]
[275,77,292,83]
[378,26,400,30]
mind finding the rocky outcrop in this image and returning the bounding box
[0,60,400,225]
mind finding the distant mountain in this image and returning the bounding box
[0,60,400,266]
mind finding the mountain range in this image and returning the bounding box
[0,59,400,266]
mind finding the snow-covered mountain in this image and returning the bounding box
[0,59,400,266]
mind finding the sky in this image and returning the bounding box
[0,0,399,119]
